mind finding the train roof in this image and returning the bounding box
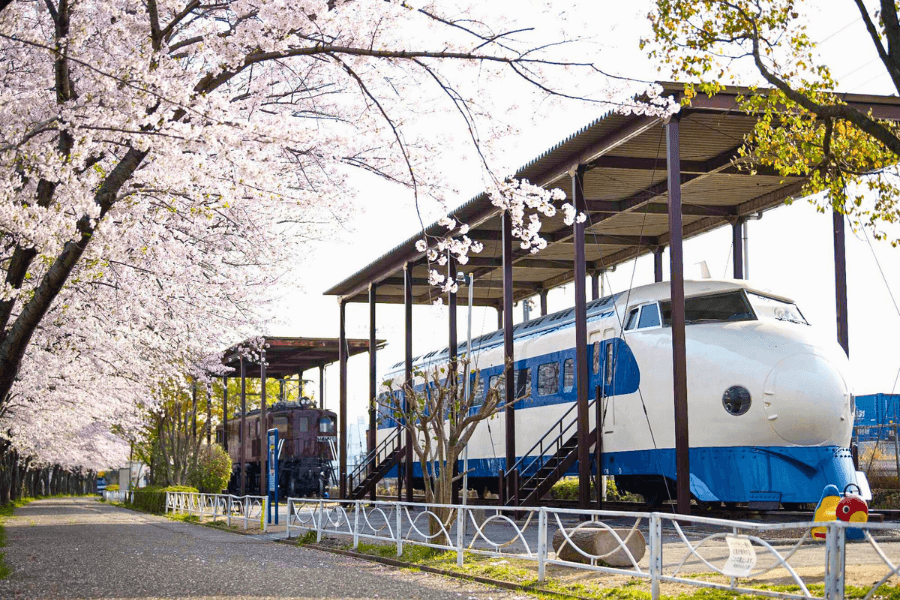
[386,279,795,374]
[225,401,336,420]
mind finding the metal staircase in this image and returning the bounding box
[347,428,405,500]
[503,399,597,507]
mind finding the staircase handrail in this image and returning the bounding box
[507,400,580,475]
[347,428,401,488]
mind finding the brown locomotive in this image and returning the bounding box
[216,399,337,497]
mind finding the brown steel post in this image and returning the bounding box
[540,291,548,316]
[206,384,211,446]
[260,346,267,497]
[369,283,378,502]
[502,211,517,494]
[591,273,600,301]
[223,377,228,452]
[240,358,246,496]
[654,247,664,283]
[497,305,503,330]
[404,263,414,502]
[833,209,849,355]
[192,382,197,441]
[666,117,691,516]
[732,219,744,279]
[595,384,603,510]
[319,365,325,409]
[573,165,591,510]
[448,256,461,504]
[339,301,348,499]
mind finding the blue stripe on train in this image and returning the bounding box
[382,445,856,504]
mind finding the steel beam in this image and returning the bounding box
[368,283,377,502]
[206,385,211,446]
[834,210,850,355]
[223,377,228,452]
[260,346,267,497]
[654,247,664,283]
[404,263,414,502]
[448,256,459,504]
[192,382,197,440]
[319,364,325,409]
[339,302,348,498]
[502,212,516,494]
[540,291,548,316]
[240,358,246,496]
[666,118,691,516]
[591,272,600,301]
[733,219,745,279]
[572,166,591,510]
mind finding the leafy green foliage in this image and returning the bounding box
[188,445,232,493]
[129,485,198,514]
[644,0,900,245]
[105,484,119,491]
[549,477,641,502]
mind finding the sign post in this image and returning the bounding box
[267,428,279,525]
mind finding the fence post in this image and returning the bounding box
[825,523,846,600]
[263,497,268,533]
[227,496,232,527]
[165,492,169,514]
[188,493,193,517]
[244,496,249,530]
[316,500,324,543]
[649,513,661,600]
[396,503,403,557]
[457,506,465,568]
[353,501,361,549]
[538,507,547,582]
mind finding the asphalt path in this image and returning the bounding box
[0,497,531,599]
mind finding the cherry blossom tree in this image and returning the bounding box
[0,0,674,475]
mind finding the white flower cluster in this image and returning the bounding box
[489,178,570,253]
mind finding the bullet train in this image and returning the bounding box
[378,280,864,508]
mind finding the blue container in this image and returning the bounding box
[855,394,900,441]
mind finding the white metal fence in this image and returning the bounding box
[280,497,900,600]
[101,489,131,503]
[165,491,268,531]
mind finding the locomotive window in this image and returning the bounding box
[319,416,335,434]
[624,308,639,331]
[563,359,574,391]
[537,362,559,396]
[274,416,288,436]
[747,292,808,325]
[592,341,600,374]
[515,368,531,399]
[638,304,661,329]
[660,291,755,326]
[297,417,309,432]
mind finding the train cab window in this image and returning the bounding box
[537,362,559,396]
[515,368,531,399]
[319,416,335,434]
[747,292,808,325]
[592,342,600,374]
[563,359,574,392]
[660,291,755,326]
[274,416,289,437]
[297,417,309,433]
[624,308,639,331]
[638,304,661,329]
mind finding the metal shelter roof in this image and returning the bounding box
[324,83,900,307]
[221,336,386,379]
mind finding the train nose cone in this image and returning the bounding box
[763,353,850,446]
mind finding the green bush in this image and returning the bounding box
[549,476,640,502]
[189,445,232,493]
[129,485,198,514]
[105,484,119,491]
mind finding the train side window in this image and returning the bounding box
[472,376,485,405]
[319,416,335,434]
[624,307,639,331]
[537,362,559,396]
[489,374,506,399]
[515,368,531,399]
[592,341,600,374]
[563,358,574,392]
[297,417,309,432]
[638,304,661,329]
[605,343,614,385]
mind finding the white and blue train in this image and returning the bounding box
[378,280,863,507]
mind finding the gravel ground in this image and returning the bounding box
[0,497,533,599]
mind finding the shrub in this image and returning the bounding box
[189,445,232,493]
[549,476,640,502]
[129,485,198,514]
[106,484,119,491]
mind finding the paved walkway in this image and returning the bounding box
[0,498,531,599]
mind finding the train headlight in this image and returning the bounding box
[722,386,752,416]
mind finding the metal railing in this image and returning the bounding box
[102,489,131,503]
[282,496,900,600]
[165,491,268,531]
[346,428,402,494]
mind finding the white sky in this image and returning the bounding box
[266,0,900,429]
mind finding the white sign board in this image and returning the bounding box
[723,535,757,578]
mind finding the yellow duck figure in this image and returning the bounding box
[812,484,841,540]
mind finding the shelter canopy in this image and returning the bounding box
[324,83,900,307]
[220,336,386,380]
